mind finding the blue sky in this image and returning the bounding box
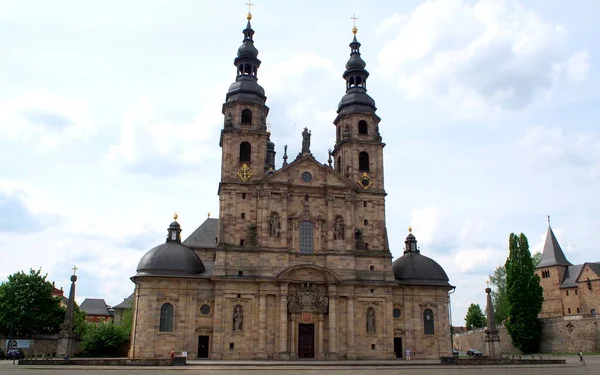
[1,0,598,326]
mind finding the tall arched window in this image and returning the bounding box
[241,109,252,125]
[299,221,313,254]
[159,303,174,332]
[423,309,434,335]
[358,120,368,135]
[359,151,370,172]
[239,142,251,163]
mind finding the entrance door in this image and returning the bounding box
[298,324,315,358]
[394,337,403,358]
[197,335,209,358]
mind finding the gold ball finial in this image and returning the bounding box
[408,225,412,233]
[247,12,252,20]
[352,26,358,35]
[173,212,178,221]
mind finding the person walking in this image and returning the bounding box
[405,348,411,361]
[579,350,585,365]
[170,348,175,359]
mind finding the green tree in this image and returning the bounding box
[0,269,65,336]
[118,307,133,336]
[73,305,87,338]
[81,322,129,357]
[505,233,543,353]
[489,264,509,324]
[490,251,542,324]
[465,303,486,330]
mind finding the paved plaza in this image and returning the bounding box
[0,356,597,375]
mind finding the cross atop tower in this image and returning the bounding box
[351,14,359,27]
[72,265,78,275]
[486,279,490,288]
[246,0,254,13]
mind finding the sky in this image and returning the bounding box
[1,0,599,326]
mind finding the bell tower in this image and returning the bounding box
[331,25,385,192]
[220,12,272,183]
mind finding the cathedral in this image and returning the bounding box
[129,13,453,360]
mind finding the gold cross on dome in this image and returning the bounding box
[351,14,359,27]
[72,265,78,275]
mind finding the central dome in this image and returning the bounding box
[392,252,450,286]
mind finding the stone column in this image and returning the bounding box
[281,192,289,249]
[278,283,289,358]
[211,291,224,359]
[347,296,356,359]
[257,294,267,358]
[385,297,395,358]
[317,314,324,359]
[326,195,334,249]
[327,285,338,359]
[289,314,297,358]
[345,196,354,251]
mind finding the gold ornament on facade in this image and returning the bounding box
[358,172,372,190]
[237,163,253,182]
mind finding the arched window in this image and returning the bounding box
[159,303,174,332]
[239,142,251,163]
[359,151,370,172]
[241,109,252,125]
[423,309,434,335]
[299,221,313,254]
[358,120,368,135]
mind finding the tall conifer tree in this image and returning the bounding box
[505,233,543,353]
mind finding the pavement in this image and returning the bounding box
[0,355,597,375]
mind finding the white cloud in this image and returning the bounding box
[377,0,586,118]
[564,50,591,82]
[409,206,439,245]
[0,90,96,150]
[376,13,407,36]
[103,100,221,174]
[453,247,504,273]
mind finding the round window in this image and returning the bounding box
[200,304,211,315]
[393,308,401,318]
[301,172,312,182]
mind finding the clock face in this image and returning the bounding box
[301,172,312,182]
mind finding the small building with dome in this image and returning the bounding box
[129,13,454,361]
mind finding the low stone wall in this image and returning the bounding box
[453,315,600,354]
[440,356,566,365]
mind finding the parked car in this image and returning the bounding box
[466,349,483,357]
[452,349,460,357]
[6,349,22,360]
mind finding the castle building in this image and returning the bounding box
[536,218,600,318]
[129,14,454,360]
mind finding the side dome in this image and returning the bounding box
[392,227,451,287]
[134,216,205,278]
[392,252,450,286]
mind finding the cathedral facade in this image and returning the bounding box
[129,15,453,360]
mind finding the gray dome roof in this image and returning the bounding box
[337,91,377,114]
[392,252,451,287]
[135,242,205,277]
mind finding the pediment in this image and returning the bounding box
[258,155,357,190]
[575,263,600,283]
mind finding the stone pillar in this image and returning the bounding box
[385,297,395,358]
[56,273,77,358]
[211,291,224,359]
[345,196,355,251]
[347,296,356,359]
[484,286,500,358]
[289,314,297,358]
[327,285,338,359]
[257,294,267,359]
[317,314,324,359]
[278,283,289,359]
[281,192,289,249]
[326,195,334,248]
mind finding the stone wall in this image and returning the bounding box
[453,314,600,354]
[0,334,84,358]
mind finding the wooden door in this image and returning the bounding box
[197,335,209,358]
[297,324,315,358]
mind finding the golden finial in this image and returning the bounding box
[408,225,412,233]
[173,212,178,221]
[208,211,211,218]
[351,14,358,35]
[246,0,253,20]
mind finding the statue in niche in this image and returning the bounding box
[301,127,311,153]
[355,229,367,250]
[366,308,376,333]
[269,213,280,237]
[303,193,310,211]
[334,216,345,240]
[225,113,233,128]
[233,305,243,332]
[245,224,258,246]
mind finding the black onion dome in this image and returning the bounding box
[135,242,205,277]
[392,252,451,287]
